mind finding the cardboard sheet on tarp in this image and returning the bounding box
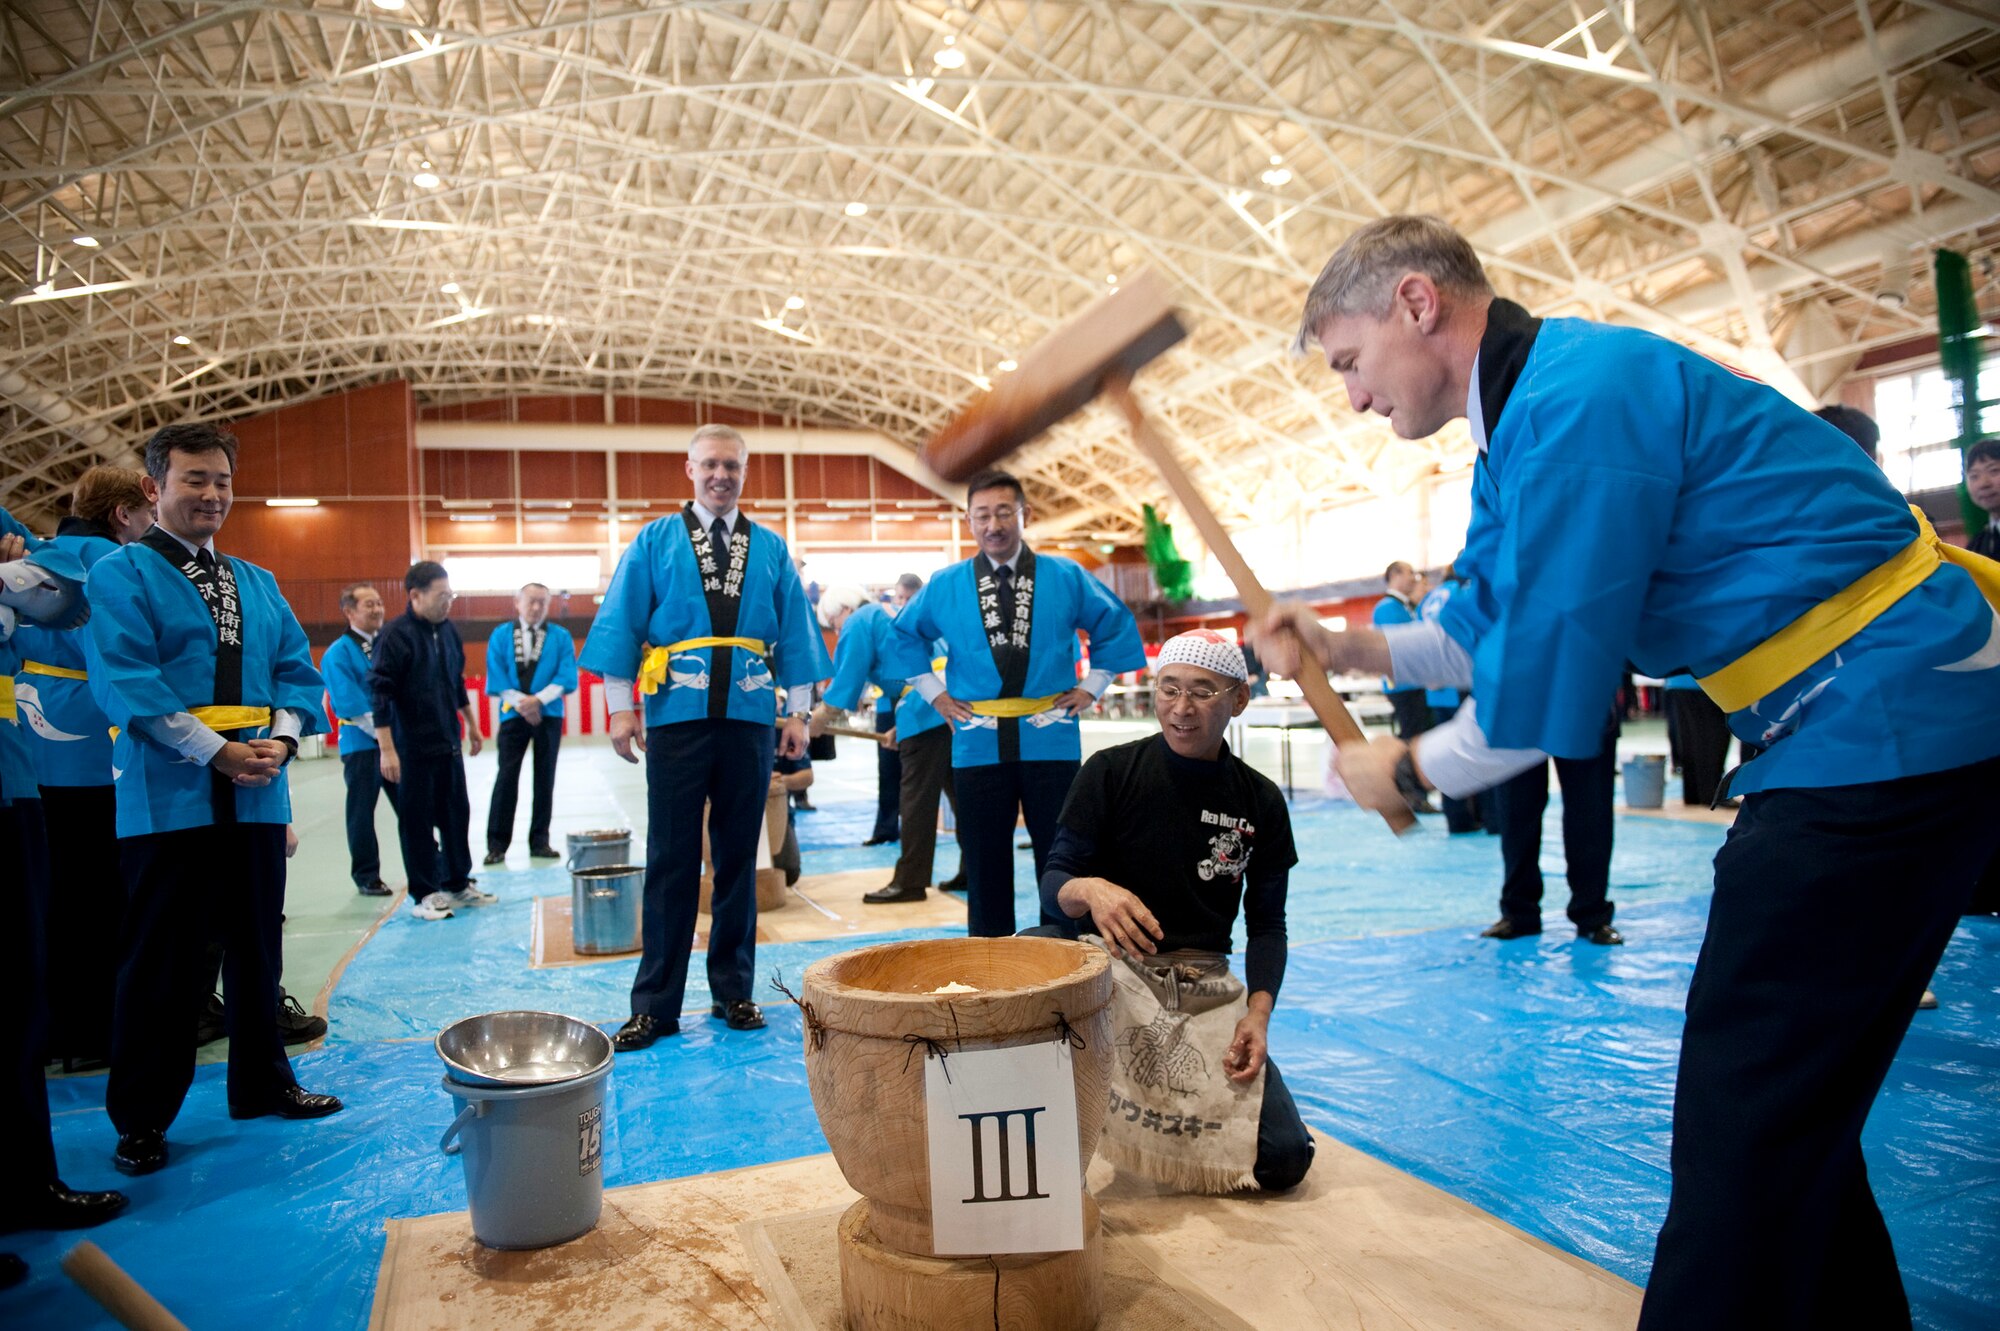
[369,1134,1640,1331]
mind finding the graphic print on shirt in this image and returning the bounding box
[1195,809,1254,883]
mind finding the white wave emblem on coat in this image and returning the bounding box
[1935,606,2000,673]
[735,656,775,693]
[667,651,709,693]
[16,681,87,742]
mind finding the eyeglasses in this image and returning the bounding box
[1156,682,1236,704]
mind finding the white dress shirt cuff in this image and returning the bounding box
[605,678,636,714]
[1381,620,1474,692]
[1079,669,1113,698]
[534,683,565,705]
[342,710,375,731]
[911,672,946,703]
[1411,699,1545,800]
[783,686,811,718]
[135,712,228,766]
[272,709,306,742]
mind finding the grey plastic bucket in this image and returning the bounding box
[1622,755,1667,809]
[566,827,632,873]
[571,864,645,956]
[440,1063,610,1250]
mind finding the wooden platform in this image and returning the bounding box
[369,1133,1640,1330]
[529,871,967,967]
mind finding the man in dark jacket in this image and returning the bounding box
[370,562,488,920]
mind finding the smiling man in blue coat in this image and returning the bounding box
[483,581,578,864]
[581,424,829,1051]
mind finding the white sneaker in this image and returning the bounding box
[446,885,498,908]
[411,892,455,921]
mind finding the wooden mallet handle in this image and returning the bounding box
[820,722,887,741]
[1107,382,1416,836]
[62,1242,191,1331]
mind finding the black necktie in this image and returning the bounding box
[710,517,730,570]
[196,547,216,573]
[995,564,1015,626]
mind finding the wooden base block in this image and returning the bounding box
[837,1196,1102,1331]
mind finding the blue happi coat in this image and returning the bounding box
[1442,314,2000,795]
[321,631,380,755]
[84,538,326,835]
[12,526,121,787]
[889,547,1144,768]
[485,621,580,718]
[1416,581,1464,711]
[579,510,828,726]
[822,601,944,742]
[0,506,46,804]
[1372,593,1422,695]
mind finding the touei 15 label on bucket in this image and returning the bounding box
[923,1040,1083,1255]
[578,1103,603,1176]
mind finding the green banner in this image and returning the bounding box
[1934,248,1989,541]
[1141,503,1194,603]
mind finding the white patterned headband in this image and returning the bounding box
[1156,630,1247,681]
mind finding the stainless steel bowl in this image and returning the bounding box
[435,1010,614,1088]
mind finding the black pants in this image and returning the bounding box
[341,749,399,887]
[486,714,561,853]
[1254,1057,1316,1192]
[954,760,1076,937]
[396,752,473,901]
[632,719,773,1022]
[1666,690,1732,806]
[871,707,900,842]
[888,725,957,892]
[1638,754,2000,1331]
[1492,748,1616,934]
[38,783,123,1060]
[1,800,59,1213]
[108,823,295,1134]
[1386,690,1433,741]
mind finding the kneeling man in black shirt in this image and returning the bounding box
[1035,630,1313,1192]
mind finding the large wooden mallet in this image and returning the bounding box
[923,270,1414,834]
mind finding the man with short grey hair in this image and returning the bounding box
[1256,212,2000,1328]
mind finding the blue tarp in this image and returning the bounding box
[11,797,1996,1329]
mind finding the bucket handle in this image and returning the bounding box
[440,1101,484,1155]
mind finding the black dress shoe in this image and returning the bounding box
[1,1181,129,1233]
[1580,924,1626,946]
[228,1085,344,1121]
[863,883,927,904]
[113,1131,167,1177]
[938,875,967,894]
[1478,918,1541,940]
[712,999,766,1031]
[529,844,560,859]
[0,1253,24,1291]
[356,878,393,897]
[482,850,507,866]
[612,1013,676,1052]
[861,836,898,847]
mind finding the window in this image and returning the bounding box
[441,553,604,594]
[1872,350,2000,494]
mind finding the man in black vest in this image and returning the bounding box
[371,562,488,921]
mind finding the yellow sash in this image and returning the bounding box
[0,676,13,723]
[967,694,1062,718]
[1699,507,2000,713]
[110,705,275,742]
[22,660,88,681]
[637,637,769,696]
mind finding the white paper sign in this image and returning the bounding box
[923,1039,1084,1256]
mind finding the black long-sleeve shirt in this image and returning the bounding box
[369,608,469,761]
[1040,734,1294,998]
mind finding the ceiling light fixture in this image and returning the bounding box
[784,294,805,310]
[172,334,192,346]
[72,235,99,248]
[997,359,1017,372]
[844,201,868,217]
[447,513,498,523]
[265,498,321,508]
[1106,274,1118,285]
[10,279,142,305]
[413,167,441,189]
[1260,166,1292,187]
[371,0,406,9]
[441,281,459,294]
[933,38,966,70]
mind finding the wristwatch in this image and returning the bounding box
[1393,746,1423,793]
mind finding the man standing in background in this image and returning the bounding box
[322,583,396,897]
[483,581,578,865]
[372,562,489,922]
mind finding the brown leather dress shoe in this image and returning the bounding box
[1478,918,1541,940]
